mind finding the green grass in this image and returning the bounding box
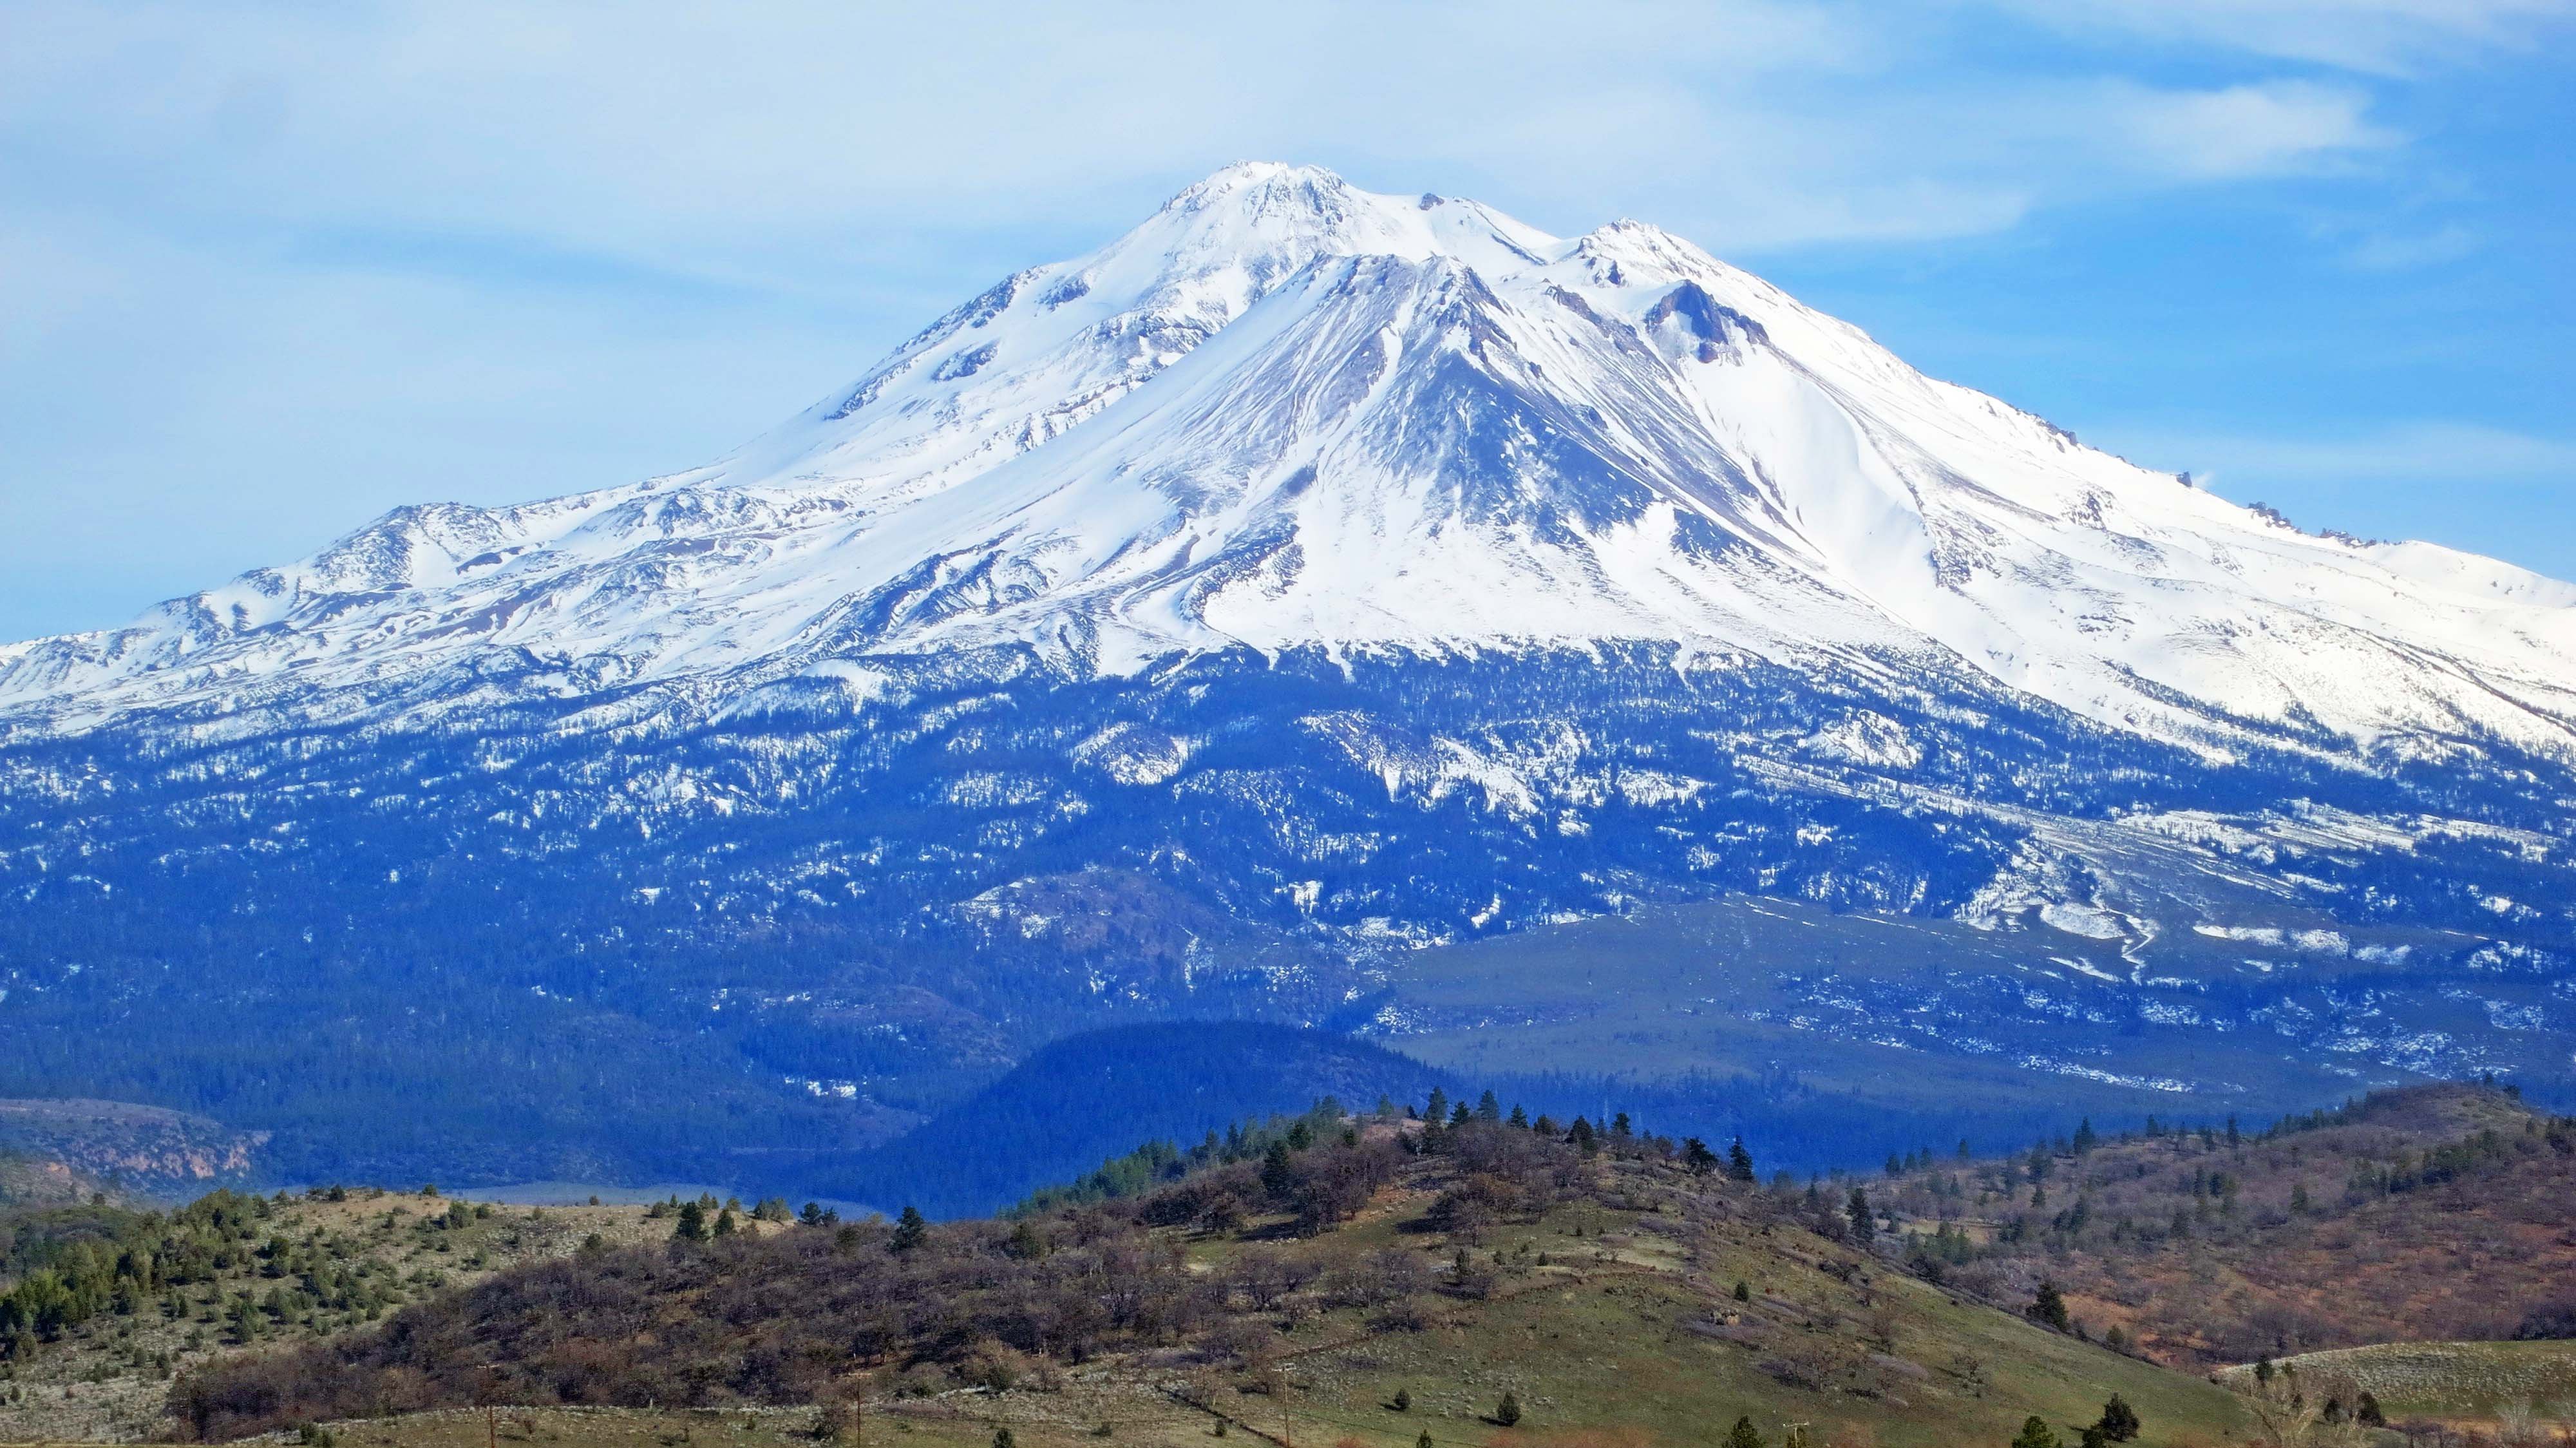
[2219,1342,2576,1423]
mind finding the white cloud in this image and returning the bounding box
[0,1,2417,271]
[2108,81,2398,180]
[2129,421,2576,488]
[2341,223,2482,271]
[1987,0,2576,75]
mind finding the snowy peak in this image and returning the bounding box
[4,164,2575,764]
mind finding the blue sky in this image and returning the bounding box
[3,1,2570,641]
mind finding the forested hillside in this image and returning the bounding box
[1866,1084,2576,1364]
[170,1101,2253,1448]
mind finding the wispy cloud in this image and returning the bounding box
[1987,0,2575,75]
[2340,224,2483,271]
[2136,421,2576,488]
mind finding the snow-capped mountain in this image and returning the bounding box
[5,162,2571,757]
[2,164,2571,1186]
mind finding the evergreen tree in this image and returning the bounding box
[1508,1104,1530,1129]
[2073,1118,2099,1154]
[2011,1417,2060,1448]
[673,1201,707,1242]
[2028,1280,2071,1332]
[890,1205,928,1253]
[1477,1091,1502,1123]
[1888,1153,1904,1177]
[1728,1136,1756,1182]
[711,1207,737,1239]
[1391,1388,1410,1412]
[1734,1279,1752,1302]
[1417,1433,1434,1448]
[2289,1181,2311,1214]
[1425,1088,1449,1125]
[1612,1112,1633,1138]
[992,1431,1014,1448]
[1847,1186,1875,1244]
[1569,1117,1598,1155]
[1684,1138,1719,1175]
[2096,1395,2140,1443]
[1452,1103,1473,1127]
[2226,1115,2242,1148]
[1495,1391,1521,1427]
[2357,1393,2385,1427]
[1725,1415,1765,1448]
[1261,1140,1297,1203]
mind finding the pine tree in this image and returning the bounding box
[992,1431,1014,1448]
[1495,1391,1521,1427]
[2011,1416,2060,1448]
[2096,1395,2140,1442]
[2029,1280,2071,1332]
[891,1205,928,1253]
[1725,1415,1765,1448]
[1392,1388,1410,1412]
[1847,1186,1875,1244]
[1508,1103,1530,1129]
[1261,1140,1297,1202]
[1612,1112,1633,1138]
[1417,1433,1434,1448]
[1477,1091,1502,1123]
[1452,1103,1473,1127]
[1733,1279,1751,1302]
[1569,1117,1597,1155]
[1728,1136,1756,1181]
[1888,1153,1904,1177]
[674,1201,707,1242]
[1425,1088,1449,1125]
[711,1207,738,1239]
[1684,1137,1719,1175]
[2073,1118,2099,1154]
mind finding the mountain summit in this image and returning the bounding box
[5,162,2571,756]
[2,166,2570,1187]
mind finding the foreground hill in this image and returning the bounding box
[170,1112,2249,1448]
[0,1186,666,1442]
[1869,1083,2576,1365]
[1,166,2571,1189]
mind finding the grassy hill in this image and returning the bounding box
[1862,1083,2576,1366]
[0,1185,670,1442]
[2214,1341,2576,1429]
[167,1110,2251,1448]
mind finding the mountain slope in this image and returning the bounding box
[0,165,2571,1188]
[4,163,2571,757]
